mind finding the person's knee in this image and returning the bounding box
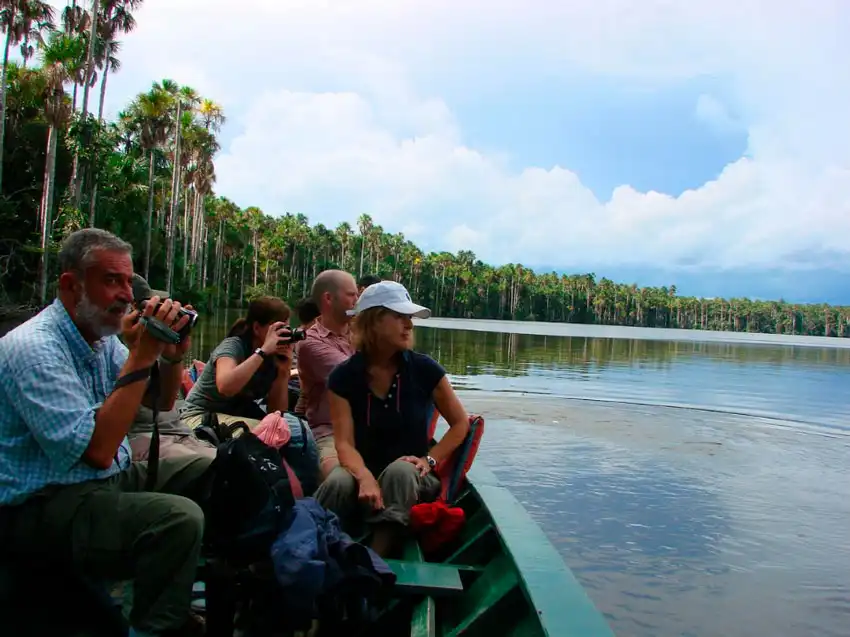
[148,494,205,548]
[319,465,357,495]
[316,437,339,481]
[367,461,420,527]
[319,455,339,480]
[381,459,419,485]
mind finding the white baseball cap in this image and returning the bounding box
[347,280,431,318]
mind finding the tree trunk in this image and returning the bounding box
[0,24,16,194]
[165,100,183,293]
[86,58,112,225]
[96,57,110,121]
[252,231,258,286]
[143,149,155,279]
[79,0,100,118]
[239,256,245,306]
[87,167,98,226]
[225,258,231,307]
[182,187,191,274]
[38,124,59,305]
[201,223,208,288]
[71,0,101,209]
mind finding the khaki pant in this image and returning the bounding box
[129,432,216,461]
[315,434,340,479]
[315,459,440,529]
[4,456,212,634]
[182,411,262,432]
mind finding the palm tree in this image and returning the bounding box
[197,97,225,133]
[128,85,172,278]
[86,0,139,223]
[67,0,98,207]
[37,31,81,304]
[17,0,53,68]
[94,0,137,121]
[356,213,373,277]
[0,0,55,192]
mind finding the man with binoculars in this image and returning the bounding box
[0,228,208,636]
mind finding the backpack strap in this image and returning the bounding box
[296,417,308,455]
[194,424,221,447]
[226,421,251,438]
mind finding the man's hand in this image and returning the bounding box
[399,455,432,476]
[121,296,186,367]
[357,472,384,510]
[162,303,195,362]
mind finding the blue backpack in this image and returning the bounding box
[278,413,320,496]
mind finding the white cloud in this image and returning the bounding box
[69,0,850,270]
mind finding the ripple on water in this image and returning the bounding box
[467,403,850,637]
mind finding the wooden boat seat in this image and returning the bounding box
[385,559,464,597]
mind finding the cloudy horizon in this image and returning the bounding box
[44,0,850,302]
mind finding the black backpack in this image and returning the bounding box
[201,430,296,557]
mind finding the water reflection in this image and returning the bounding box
[416,326,850,376]
[413,327,850,432]
[476,416,850,637]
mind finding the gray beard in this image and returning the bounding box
[75,290,122,339]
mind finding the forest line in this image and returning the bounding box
[1,0,847,338]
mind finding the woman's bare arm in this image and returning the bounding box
[428,376,470,463]
[214,354,266,397]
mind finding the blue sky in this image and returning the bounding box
[451,74,748,200]
[63,0,850,303]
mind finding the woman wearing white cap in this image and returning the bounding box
[314,281,470,556]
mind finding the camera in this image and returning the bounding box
[137,298,199,341]
[278,327,307,345]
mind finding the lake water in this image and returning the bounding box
[192,313,850,637]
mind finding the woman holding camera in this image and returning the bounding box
[181,297,296,431]
[314,281,470,557]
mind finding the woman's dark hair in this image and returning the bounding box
[227,297,291,338]
[357,273,381,289]
[294,297,320,325]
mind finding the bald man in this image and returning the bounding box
[295,270,358,479]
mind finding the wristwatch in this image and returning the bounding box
[426,455,437,469]
[254,347,268,360]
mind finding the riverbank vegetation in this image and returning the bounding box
[2,1,848,338]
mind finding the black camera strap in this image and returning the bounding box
[145,361,162,492]
[112,363,161,491]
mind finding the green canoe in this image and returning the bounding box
[372,462,615,637]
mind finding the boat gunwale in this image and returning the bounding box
[464,462,615,637]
